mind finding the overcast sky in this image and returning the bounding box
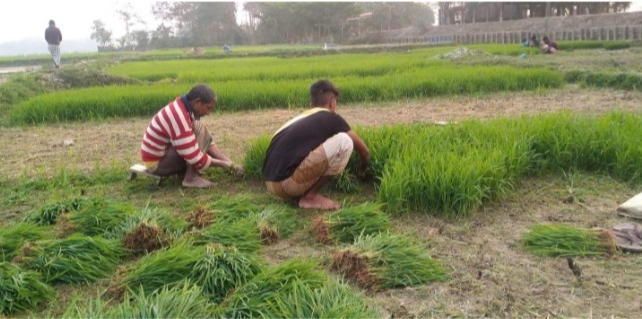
[2,1,642,44]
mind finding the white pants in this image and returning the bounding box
[48,44,60,67]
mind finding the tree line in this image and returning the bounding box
[90,2,631,51]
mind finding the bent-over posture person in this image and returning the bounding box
[541,36,559,54]
[262,79,370,210]
[140,84,244,188]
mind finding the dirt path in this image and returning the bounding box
[2,87,641,179]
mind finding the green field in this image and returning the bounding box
[1,40,642,318]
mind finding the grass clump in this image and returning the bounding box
[13,234,125,284]
[311,202,391,245]
[113,241,265,303]
[0,262,55,315]
[0,223,53,261]
[330,233,448,291]
[521,224,617,257]
[218,259,376,318]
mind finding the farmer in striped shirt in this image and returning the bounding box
[140,84,244,188]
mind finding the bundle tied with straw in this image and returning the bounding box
[521,224,617,257]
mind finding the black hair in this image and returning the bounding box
[49,20,55,26]
[542,36,550,43]
[186,84,217,103]
[310,79,340,107]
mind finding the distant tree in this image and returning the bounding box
[131,30,150,50]
[116,2,145,47]
[90,20,112,46]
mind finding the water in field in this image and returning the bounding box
[0,65,41,75]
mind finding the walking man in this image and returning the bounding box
[45,20,62,69]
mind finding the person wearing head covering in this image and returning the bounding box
[262,79,371,210]
[45,20,63,69]
[140,84,244,188]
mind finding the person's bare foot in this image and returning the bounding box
[182,176,215,188]
[298,194,340,210]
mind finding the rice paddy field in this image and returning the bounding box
[2,41,642,318]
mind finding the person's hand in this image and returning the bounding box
[230,163,245,179]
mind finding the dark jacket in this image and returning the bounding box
[45,26,62,45]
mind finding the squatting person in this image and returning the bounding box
[140,84,244,188]
[262,79,370,210]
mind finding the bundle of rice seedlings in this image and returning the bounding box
[56,290,112,319]
[208,196,262,223]
[22,197,94,226]
[186,207,214,229]
[192,219,262,252]
[113,242,265,303]
[191,244,266,304]
[112,241,205,298]
[311,202,391,245]
[521,224,617,257]
[0,262,55,315]
[252,206,298,244]
[113,282,216,319]
[330,233,448,291]
[112,206,191,255]
[13,234,125,284]
[218,259,327,318]
[206,197,298,244]
[334,168,360,193]
[66,199,135,237]
[0,223,53,261]
[260,278,379,319]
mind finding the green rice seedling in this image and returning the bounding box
[191,244,266,304]
[604,42,631,51]
[113,242,265,303]
[260,278,379,319]
[521,224,617,257]
[111,205,191,255]
[252,205,299,243]
[334,168,360,193]
[208,195,262,223]
[0,262,55,315]
[66,198,135,238]
[330,232,448,291]
[218,259,328,318]
[110,282,217,319]
[0,223,53,261]
[112,241,205,298]
[242,135,271,179]
[56,290,113,319]
[10,64,562,124]
[13,234,125,284]
[311,202,391,245]
[22,197,94,226]
[192,219,262,252]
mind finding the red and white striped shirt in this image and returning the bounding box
[140,97,211,173]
